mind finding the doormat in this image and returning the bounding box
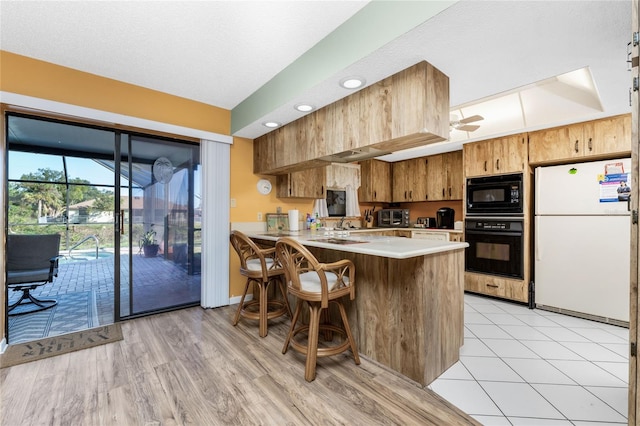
[8,291,98,344]
[0,324,123,368]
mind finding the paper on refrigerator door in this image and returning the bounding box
[535,158,631,216]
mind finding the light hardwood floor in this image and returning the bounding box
[0,304,478,425]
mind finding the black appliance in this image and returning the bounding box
[377,209,410,227]
[464,218,524,279]
[436,207,455,229]
[466,173,523,216]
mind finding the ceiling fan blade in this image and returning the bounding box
[459,114,484,124]
[457,124,481,132]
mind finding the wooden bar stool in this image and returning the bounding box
[275,237,360,382]
[230,230,292,337]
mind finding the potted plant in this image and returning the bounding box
[139,225,160,258]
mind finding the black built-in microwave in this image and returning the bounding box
[466,173,523,215]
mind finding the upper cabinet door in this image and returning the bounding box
[463,140,494,177]
[493,134,528,174]
[529,124,586,164]
[529,114,631,165]
[425,154,444,201]
[359,159,392,203]
[277,167,326,198]
[584,114,631,157]
[392,160,410,202]
[444,150,463,200]
[464,135,527,177]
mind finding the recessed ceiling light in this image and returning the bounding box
[262,121,281,128]
[339,76,366,89]
[294,103,315,112]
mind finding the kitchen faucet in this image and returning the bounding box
[337,217,346,229]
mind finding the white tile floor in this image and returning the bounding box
[429,293,629,425]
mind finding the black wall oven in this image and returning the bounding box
[466,173,523,216]
[464,218,524,279]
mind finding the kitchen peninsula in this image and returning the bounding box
[246,230,468,386]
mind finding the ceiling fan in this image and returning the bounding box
[450,114,484,132]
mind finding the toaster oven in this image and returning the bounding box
[377,209,410,227]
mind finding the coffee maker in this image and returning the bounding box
[436,207,455,229]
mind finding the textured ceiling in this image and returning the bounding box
[0,1,633,161]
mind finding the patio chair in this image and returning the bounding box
[7,234,61,315]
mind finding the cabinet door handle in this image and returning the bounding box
[588,137,593,151]
[449,188,452,197]
[484,161,487,171]
[496,159,500,170]
[409,190,413,199]
[404,190,407,199]
[442,188,445,197]
[574,140,579,153]
[374,191,377,199]
[486,284,499,288]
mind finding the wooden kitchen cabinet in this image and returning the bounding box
[425,154,444,201]
[528,124,580,164]
[463,134,527,177]
[393,158,426,202]
[465,272,528,304]
[359,159,392,203]
[393,151,462,202]
[528,114,631,164]
[410,230,463,241]
[276,167,326,198]
[411,230,449,241]
[392,160,408,202]
[254,61,449,175]
[411,158,427,201]
[277,163,360,199]
[392,159,420,202]
[444,150,463,200]
[253,127,280,174]
[424,151,463,201]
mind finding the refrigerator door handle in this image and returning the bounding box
[535,216,542,261]
[534,167,540,214]
[628,193,631,212]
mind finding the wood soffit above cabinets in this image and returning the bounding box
[253,61,450,175]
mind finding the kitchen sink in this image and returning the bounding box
[307,237,369,245]
[258,231,300,237]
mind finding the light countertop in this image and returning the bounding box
[245,229,468,260]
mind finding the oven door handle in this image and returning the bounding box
[465,230,523,237]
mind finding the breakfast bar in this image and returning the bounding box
[246,230,468,386]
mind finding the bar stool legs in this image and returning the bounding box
[233,275,291,338]
[230,230,292,338]
[283,299,360,382]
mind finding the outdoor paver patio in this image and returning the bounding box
[7,253,201,343]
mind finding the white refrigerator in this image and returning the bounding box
[535,158,631,323]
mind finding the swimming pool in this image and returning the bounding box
[59,249,114,263]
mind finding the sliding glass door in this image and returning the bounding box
[5,112,201,342]
[119,133,201,317]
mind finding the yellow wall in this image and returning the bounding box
[228,136,314,297]
[1,51,310,341]
[1,51,230,134]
